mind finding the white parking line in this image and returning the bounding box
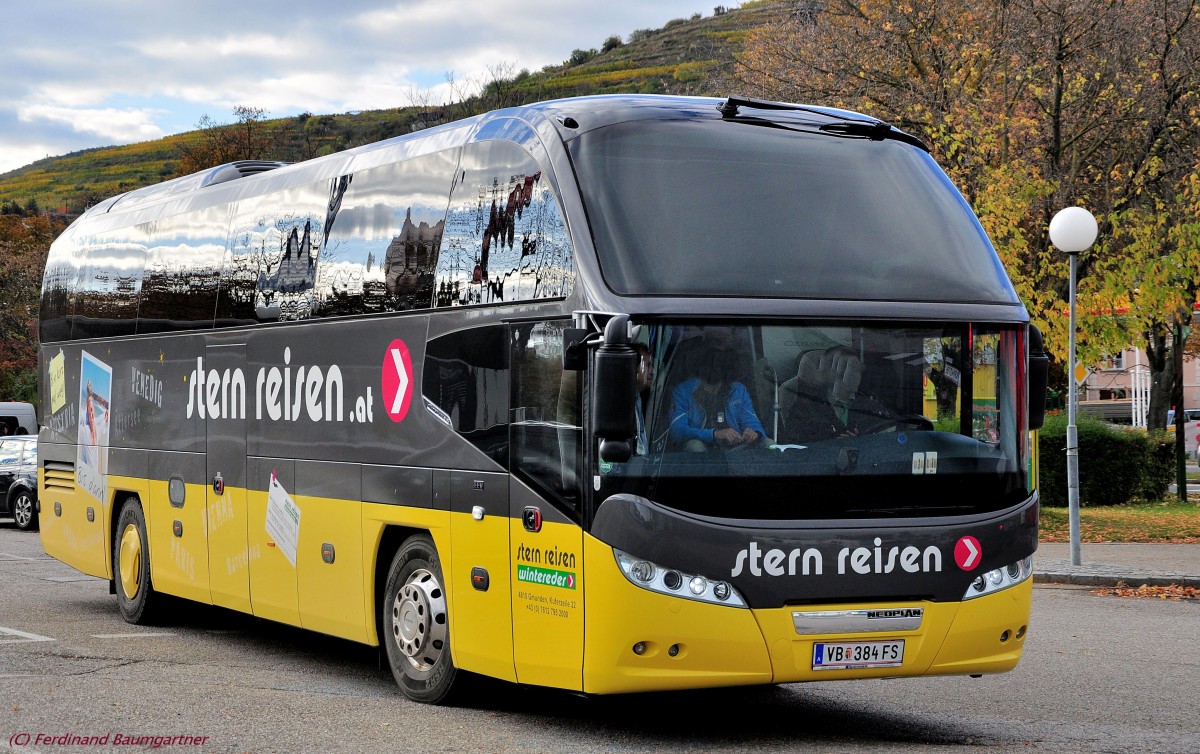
[90,632,177,639]
[0,625,55,644]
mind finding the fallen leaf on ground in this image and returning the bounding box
[1090,583,1199,601]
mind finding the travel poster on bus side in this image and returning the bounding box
[76,351,112,504]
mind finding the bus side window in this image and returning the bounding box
[510,321,582,512]
[41,229,77,343]
[421,325,511,467]
[313,149,459,318]
[72,231,146,339]
[140,209,225,333]
[434,141,575,308]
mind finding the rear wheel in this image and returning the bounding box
[114,498,159,624]
[11,490,37,531]
[381,534,458,704]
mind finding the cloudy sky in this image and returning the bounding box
[0,1,710,175]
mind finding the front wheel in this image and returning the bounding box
[381,534,459,704]
[11,490,37,531]
[114,498,160,624]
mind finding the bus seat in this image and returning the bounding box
[779,349,829,420]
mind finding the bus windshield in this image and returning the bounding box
[569,118,1019,305]
[605,321,1029,520]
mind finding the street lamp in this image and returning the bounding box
[1049,206,1098,567]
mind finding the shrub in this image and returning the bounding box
[601,35,623,53]
[1037,414,1174,506]
[1139,432,1175,501]
[568,48,597,67]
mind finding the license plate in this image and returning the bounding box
[812,639,904,670]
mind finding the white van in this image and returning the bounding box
[0,402,37,436]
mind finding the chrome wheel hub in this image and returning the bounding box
[391,568,448,672]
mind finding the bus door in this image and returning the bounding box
[508,321,585,690]
[447,469,515,682]
[204,343,251,614]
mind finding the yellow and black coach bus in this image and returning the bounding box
[38,95,1048,703]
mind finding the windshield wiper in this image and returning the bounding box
[717,95,929,151]
[717,95,845,120]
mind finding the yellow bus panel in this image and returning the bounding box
[511,519,582,690]
[206,480,250,614]
[926,579,1032,675]
[38,468,110,580]
[297,493,366,643]
[581,533,773,695]
[145,478,211,604]
[448,508,516,683]
[246,485,299,625]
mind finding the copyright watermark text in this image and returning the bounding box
[8,732,210,749]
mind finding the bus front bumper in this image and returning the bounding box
[583,535,1031,694]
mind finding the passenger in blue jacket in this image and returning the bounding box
[669,354,765,451]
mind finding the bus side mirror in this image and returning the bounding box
[592,315,637,463]
[1028,325,1049,431]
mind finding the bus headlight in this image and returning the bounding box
[614,549,747,608]
[964,556,1032,600]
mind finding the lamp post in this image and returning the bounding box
[1049,206,1098,567]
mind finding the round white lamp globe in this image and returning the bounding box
[1049,206,1098,253]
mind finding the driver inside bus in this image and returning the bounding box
[669,352,765,451]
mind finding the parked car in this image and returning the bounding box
[0,435,37,531]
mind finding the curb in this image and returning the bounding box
[1034,572,1200,588]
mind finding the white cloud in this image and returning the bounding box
[0,1,712,174]
[18,105,166,145]
[0,144,60,175]
[132,33,315,63]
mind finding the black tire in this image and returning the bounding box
[10,489,37,531]
[381,534,458,704]
[113,498,159,624]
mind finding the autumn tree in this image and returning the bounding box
[0,214,67,402]
[174,105,281,177]
[736,0,1200,422]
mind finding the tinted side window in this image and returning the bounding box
[435,141,573,307]
[71,228,147,339]
[315,149,457,317]
[422,325,510,467]
[40,231,77,343]
[139,207,228,333]
[511,321,581,513]
[219,180,337,325]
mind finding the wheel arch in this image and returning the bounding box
[6,479,35,506]
[371,524,425,646]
